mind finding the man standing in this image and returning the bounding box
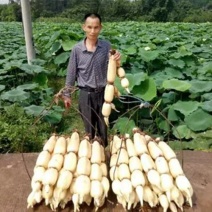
[63,13,121,147]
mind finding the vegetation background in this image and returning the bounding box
[0,0,211,153]
[0,0,212,23]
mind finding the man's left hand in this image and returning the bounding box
[113,50,121,61]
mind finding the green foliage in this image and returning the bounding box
[0,3,21,21]
[184,10,212,23]
[1,0,212,23]
[162,79,191,92]
[37,22,212,141]
[112,117,136,136]
[0,104,51,153]
[0,22,65,128]
[1,21,212,152]
[35,17,75,23]
[169,130,212,151]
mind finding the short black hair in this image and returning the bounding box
[84,13,102,23]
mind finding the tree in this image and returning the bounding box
[141,0,175,21]
[0,2,21,21]
[170,0,194,21]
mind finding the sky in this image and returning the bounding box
[0,0,9,4]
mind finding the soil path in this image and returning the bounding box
[0,151,211,212]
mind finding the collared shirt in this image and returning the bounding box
[64,38,111,96]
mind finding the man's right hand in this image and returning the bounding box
[62,96,71,108]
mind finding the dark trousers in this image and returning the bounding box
[79,89,108,147]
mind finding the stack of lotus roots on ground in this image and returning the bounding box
[109,129,193,212]
[27,132,109,211]
[27,129,193,212]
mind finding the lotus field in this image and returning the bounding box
[0,21,212,151]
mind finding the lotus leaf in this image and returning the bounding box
[54,52,70,65]
[173,124,195,139]
[167,59,185,69]
[163,79,191,91]
[201,100,212,112]
[49,41,62,54]
[24,105,46,116]
[185,109,212,131]
[61,40,77,51]
[172,100,200,116]
[112,117,136,136]
[168,107,179,121]
[17,83,38,90]
[0,85,5,92]
[132,77,157,101]
[138,49,159,62]
[1,89,30,102]
[189,80,212,93]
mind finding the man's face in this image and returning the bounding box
[82,17,102,41]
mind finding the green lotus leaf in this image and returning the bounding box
[44,110,63,124]
[151,71,169,88]
[61,40,77,51]
[162,92,177,104]
[152,68,184,88]
[158,119,170,132]
[173,124,194,139]
[172,100,200,116]
[133,72,148,85]
[185,109,212,131]
[0,85,5,92]
[1,89,30,102]
[17,83,38,90]
[24,105,46,116]
[189,80,212,93]
[50,41,62,54]
[197,62,212,75]
[178,46,192,56]
[167,59,185,69]
[132,77,157,101]
[202,93,212,100]
[163,67,184,79]
[49,31,61,42]
[124,46,137,55]
[168,107,179,121]
[201,100,212,112]
[112,117,136,136]
[69,31,82,40]
[163,79,191,91]
[19,64,47,74]
[54,52,70,65]
[183,56,196,67]
[197,130,212,139]
[138,49,159,62]
[0,68,9,75]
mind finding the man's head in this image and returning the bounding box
[84,13,102,24]
[82,13,102,41]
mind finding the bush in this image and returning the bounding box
[183,10,212,23]
[0,104,52,153]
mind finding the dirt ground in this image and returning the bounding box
[0,151,212,212]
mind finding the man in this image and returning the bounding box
[63,13,121,147]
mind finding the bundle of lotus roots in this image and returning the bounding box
[102,49,130,126]
[27,132,109,211]
[109,128,193,212]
